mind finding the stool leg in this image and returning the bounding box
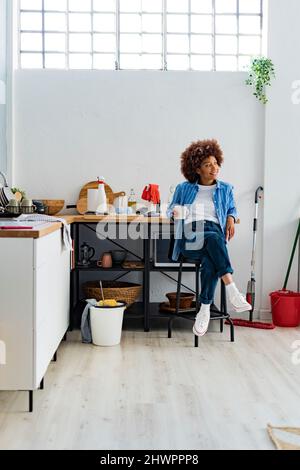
[175,259,183,315]
[220,280,226,333]
[193,265,200,347]
[226,317,235,342]
[168,317,173,338]
[195,264,200,314]
[29,391,33,412]
[221,280,228,314]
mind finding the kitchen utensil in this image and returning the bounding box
[95,176,108,214]
[87,189,99,212]
[165,292,194,309]
[110,250,127,265]
[41,199,64,215]
[5,199,21,215]
[79,242,95,266]
[32,200,47,214]
[0,172,14,208]
[76,181,125,215]
[97,252,113,268]
[159,301,193,313]
[20,198,37,214]
[76,198,88,215]
[113,195,128,211]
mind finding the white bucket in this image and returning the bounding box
[90,301,126,346]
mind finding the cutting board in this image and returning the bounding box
[76,181,125,214]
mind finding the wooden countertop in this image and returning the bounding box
[60,214,172,224]
[0,214,173,238]
[0,213,239,238]
[0,221,64,239]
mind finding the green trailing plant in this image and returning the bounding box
[246,57,275,104]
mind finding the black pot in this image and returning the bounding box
[110,250,127,265]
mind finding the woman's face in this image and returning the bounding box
[196,156,220,182]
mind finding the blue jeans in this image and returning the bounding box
[181,220,233,305]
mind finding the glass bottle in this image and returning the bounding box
[128,188,137,209]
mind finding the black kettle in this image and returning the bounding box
[79,242,95,266]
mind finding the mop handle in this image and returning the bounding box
[251,187,263,276]
[283,219,300,290]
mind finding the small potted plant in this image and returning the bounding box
[246,57,275,104]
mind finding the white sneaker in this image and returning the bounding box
[193,308,210,337]
[229,291,252,313]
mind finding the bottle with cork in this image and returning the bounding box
[128,188,137,212]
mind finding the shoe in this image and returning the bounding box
[192,309,210,337]
[229,291,252,313]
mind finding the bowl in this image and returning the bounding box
[110,250,127,265]
[41,199,65,216]
[165,292,195,309]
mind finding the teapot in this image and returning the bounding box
[79,242,95,266]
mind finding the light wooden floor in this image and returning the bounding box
[1,319,300,450]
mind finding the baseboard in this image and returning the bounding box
[258,309,272,321]
[227,309,272,321]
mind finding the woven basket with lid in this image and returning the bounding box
[83,281,142,306]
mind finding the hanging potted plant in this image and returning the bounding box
[246,57,275,104]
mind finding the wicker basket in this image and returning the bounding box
[165,292,194,309]
[83,281,142,306]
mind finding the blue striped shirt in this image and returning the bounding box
[166,180,238,261]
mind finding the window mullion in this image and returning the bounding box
[116,0,120,69]
[188,0,191,71]
[66,0,70,69]
[91,0,94,69]
[260,0,263,55]
[162,0,167,70]
[42,0,45,68]
[212,0,216,71]
[237,0,239,71]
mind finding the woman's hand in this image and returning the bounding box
[172,205,188,219]
[226,216,235,241]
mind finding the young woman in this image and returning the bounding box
[167,139,251,337]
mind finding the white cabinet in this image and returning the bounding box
[0,230,70,399]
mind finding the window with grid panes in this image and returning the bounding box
[19,0,264,71]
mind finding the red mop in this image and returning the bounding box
[226,187,275,329]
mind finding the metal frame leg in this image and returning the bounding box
[175,258,183,315]
[143,226,150,332]
[227,317,235,342]
[195,264,200,314]
[167,258,183,340]
[194,264,201,347]
[40,378,44,390]
[168,317,173,338]
[29,391,33,412]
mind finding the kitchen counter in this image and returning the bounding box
[60,214,172,224]
[0,215,173,238]
[0,221,63,238]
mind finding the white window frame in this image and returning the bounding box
[18,0,265,71]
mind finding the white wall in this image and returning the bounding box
[13,70,264,306]
[0,0,6,174]
[261,0,300,315]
